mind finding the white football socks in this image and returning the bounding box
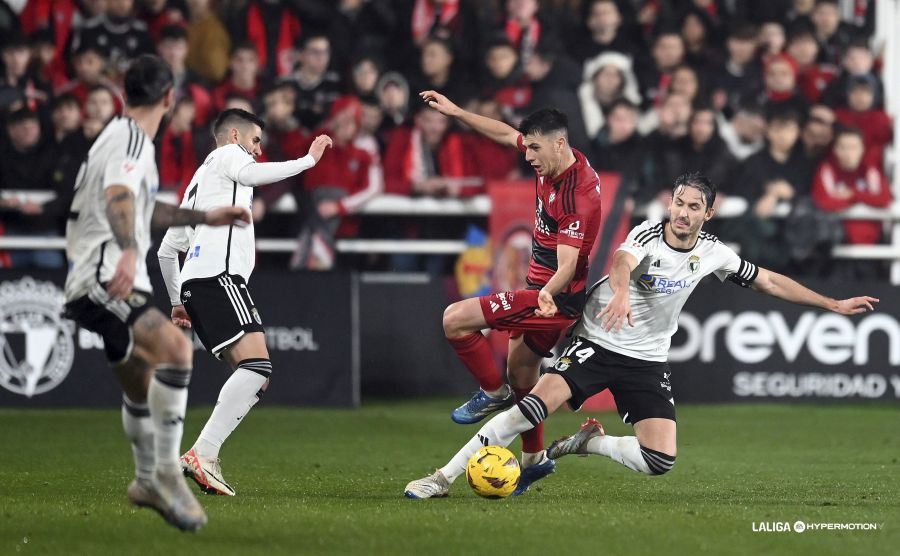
[585,435,651,474]
[194,360,271,459]
[121,395,154,481]
[440,404,535,482]
[148,367,191,475]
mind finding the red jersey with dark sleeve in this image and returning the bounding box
[516,135,603,315]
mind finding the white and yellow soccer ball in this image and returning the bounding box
[465,446,521,498]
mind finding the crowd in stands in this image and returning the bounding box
[0,0,894,277]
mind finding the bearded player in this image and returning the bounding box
[405,172,878,497]
[407,91,603,496]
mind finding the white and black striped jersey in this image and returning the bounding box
[64,116,158,302]
[163,143,256,283]
[574,220,759,362]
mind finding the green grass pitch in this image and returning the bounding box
[1,400,897,555]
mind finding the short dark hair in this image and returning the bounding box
[607,98,638,114]
[834,125,863,141]
[766,106,801,126]
[51,93,81,111]
[672,172,716,208]
[213,108,265,137]
[231,40,258,56]
[519,108,568,137]
[727,21,758,41]
[298,33,329,50]
[815,0,839,8]
[5,107,39,126]
[159,24,188,42]
[124,54,173,107]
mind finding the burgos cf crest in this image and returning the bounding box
[688,255,700,273]
[0,277,75,397]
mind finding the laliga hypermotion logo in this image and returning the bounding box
[0,277,74,397]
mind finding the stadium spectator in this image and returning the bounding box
[84,85,119,123]
[637,29,685,109]
[222,94,254,113]
[49,93,82,144]
[136,0,187,41]
[291,0,396,76]
[680,7,722,69]
[408,37,472,110]
[376,72,410,135]
[821,37,883,108]
[383,105,469,198]
[719,103,767,160]
[522,42,588,153]
[834,76,892,168]
[158,97,197,194]
[480,37,530,114]
[224,0,301,78]
[349,56,382,101]
[734,108,813,207]
[710,22,762,115]
[812,127,892,245]
[787,0,816,25]
[800,103,836,162]
[679,106,738,191]
[590,98,642,191]
[569,0,634,64]
[68,0,154,77]
[29,28,69,93]
[156,24,212,127]
[17,0,78,78]
[758,20,787,56]
[578,51,642,142]
[668,64,706,105]
[811,0,853,65]
[463,99,520,181]
[212,41,265,113]
[290,34,342,130]
[761,53,807,116]
[0,108,64,268]
[55,41,114,106]
[0,32,50,113]
[292,96,379,271]
[502,0,550,66]
[637,92,692,203]
[786,22,838,103]
[185,0,230,83]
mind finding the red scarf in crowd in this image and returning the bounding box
[246,2,302,77]
[412,0,460,43]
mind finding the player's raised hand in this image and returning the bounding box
[598,291,634,332]
[308,134,333,163]
[833,296,879,315]
[107,248,137,300]
[171,304,192,328]
[205,206,252,227]
[535,288,558,318]
[420,90,461,117]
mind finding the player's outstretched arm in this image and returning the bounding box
[751,267,879,315]
[235,135,333,187]
[597,250,639,331]
[420,90,520,149]
[151,203,251,229]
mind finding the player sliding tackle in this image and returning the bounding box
[416,90,603,495]
[158,109,331,497]
[406,172,878,498]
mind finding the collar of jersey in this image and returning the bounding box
[661,222,698,253]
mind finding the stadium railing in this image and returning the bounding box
[3,190,900,282]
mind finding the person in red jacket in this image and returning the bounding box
[812,127,892,246]
[212,41,265,113]
[383,105,473,197]
[834,76,893,168]
[159,97,198,195]
[291,96,379,270]
[785,23,837,104]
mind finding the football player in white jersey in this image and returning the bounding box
[405,172,878,497]
[157,109,332,496]
[63,55,251,530]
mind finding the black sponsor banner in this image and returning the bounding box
[0,270,358,408]
[671,280,900,402]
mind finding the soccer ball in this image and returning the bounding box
[466,446,520,498]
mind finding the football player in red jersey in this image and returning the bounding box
[414,90,603,495]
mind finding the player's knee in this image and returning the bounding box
[162,332,193,368]
[442,304,463,337]
[639,445,676,476]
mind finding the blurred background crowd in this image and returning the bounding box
[0,0,894,278]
